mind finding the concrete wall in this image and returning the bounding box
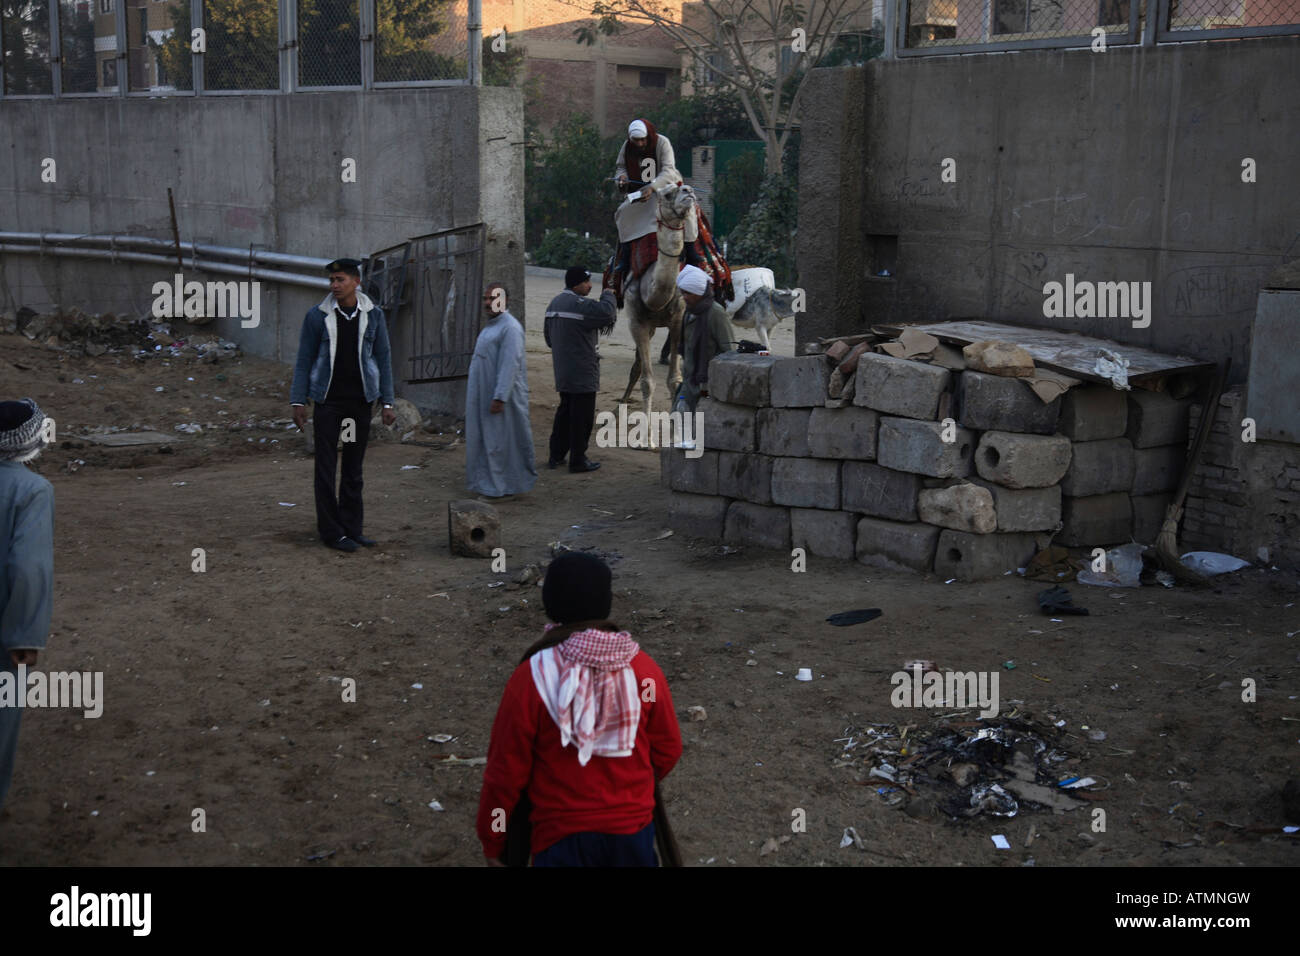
[797,38,1300,385]
[0,86,525,416]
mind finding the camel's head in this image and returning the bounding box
[657,183,697,225]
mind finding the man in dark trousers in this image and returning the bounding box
[290,258,396,552]
[544,266,617,473]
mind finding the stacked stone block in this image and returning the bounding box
[662,352,1195,578]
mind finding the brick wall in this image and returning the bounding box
[1183,389,1300,569]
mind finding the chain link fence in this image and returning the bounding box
[2,0,471,94]
[901,0,1299,50]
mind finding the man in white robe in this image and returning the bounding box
[465,284,537,498]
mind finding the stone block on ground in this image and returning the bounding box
[855,517,941,572]
[757,408,812,457]
[660,448,719,495]
[1131,444,1184,495]
[877,417,975,478]
[970,479,1062,532]
[853,353,951,420]
[698,398,756,453]
[1058,493,1133,547]
[1127,389,1192,448]
[918,483,997,534]
[975,431,1071,489]
[724,502,791,551]
[1060,437,1135,497]
[448,500,501,558]
[717,452,774,505]
[956,370,1061,435]
[770,356,830,408]
[808,406,878,460]
[791,508,858,561]
[841,462,921,521]
[668,493,730,540]
[1131,493,1172,545]
[1060,385,1128,441]
[933,530,1041,581]
[771,457,840,509]
[370,397,423,440]
[709,353,776,406]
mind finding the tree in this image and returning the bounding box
[573,0,877,176]
[2,0,52,94]
[525,112,622,250]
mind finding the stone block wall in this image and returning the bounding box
[663,351,1197,579]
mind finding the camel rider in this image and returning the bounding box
[673,265,736,413]
[610,119,702,304]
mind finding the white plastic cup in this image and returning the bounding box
[795,668,813,681]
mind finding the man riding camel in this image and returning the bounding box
[608,118,703,307]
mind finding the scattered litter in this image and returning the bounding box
[1180,551,1250,576]
[638,530,674,542]
[1087,729,1107,742]
[1093,348,1131,390]
[429,734,455,744]
[1003,660,1016,670]
[428,800,444,812]
[411,683,423,690]
[1038,585,1088,616]
[401,465,421,470]
[1061,777,1098,790]
[687,706,707,722]
[1285,826,1299,834]
[744,657,757,667]
[795,668,813,681]
[825,608,882,627]
[1076,542,1144,588]
[172,481,186,487]
[839,826,866,850]
[278,502,296,507]
[306,849,336,862]
[154,385,166,392]
[945,578,957,585]
[1155,570,1175,588]
[487,581,505,589]
[971,784,1019,817]
[991,834,1011,849]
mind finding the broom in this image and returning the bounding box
[1155,357,1230,583]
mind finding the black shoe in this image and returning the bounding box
[548,457,566,470]
[569,460,601,473]
[327,536,359,553]
[351,535,377,548]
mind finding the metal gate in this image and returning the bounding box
[364,224,485,383]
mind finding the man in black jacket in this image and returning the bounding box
[544,267,617,473]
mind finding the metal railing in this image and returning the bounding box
[896,0,1300,52]
[1,0,480,96]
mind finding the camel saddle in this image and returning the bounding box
[604,204,734,307]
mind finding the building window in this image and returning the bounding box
[102,59,118,87]
[639,70,667,88]
[100,0,113,12]
[779,44,795,73]
[993,0,1065,34]
[700,52,723,86]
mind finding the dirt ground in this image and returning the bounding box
[1,276,1297,868]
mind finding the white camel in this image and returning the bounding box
[617,183,697,443]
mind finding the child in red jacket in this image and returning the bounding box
[476,551,683,866]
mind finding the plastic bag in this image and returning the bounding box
[1076,542,1145,588]
[1180,551,1250,576]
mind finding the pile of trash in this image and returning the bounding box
[833,704,1105,819]
[4,307,239,362]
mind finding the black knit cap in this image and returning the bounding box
[565,266,591,289]
[326,258,363,277]
[542,551,612,624]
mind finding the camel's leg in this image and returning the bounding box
[621,348,642,405]
[667,312,683,396]
[631,316,656,445]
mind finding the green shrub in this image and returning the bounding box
[532,228,615,271]
[727,175,798,286]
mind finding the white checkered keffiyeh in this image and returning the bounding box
[0,398,46,463]
[530,626,642,766]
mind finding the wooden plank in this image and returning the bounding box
[876,320,1213,385]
